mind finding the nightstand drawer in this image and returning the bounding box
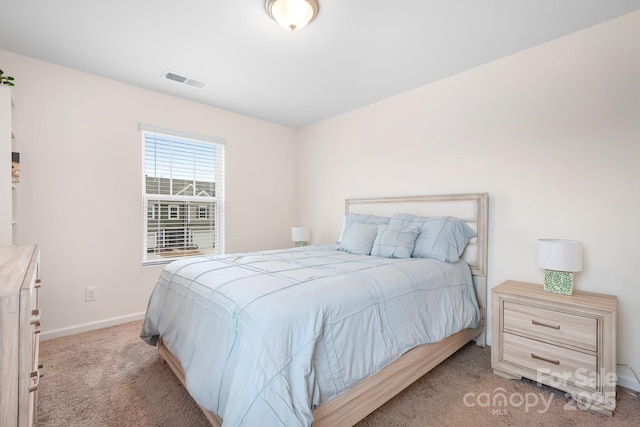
[503,301,597,351]
[503,333,597,391]
[492,281,617,415]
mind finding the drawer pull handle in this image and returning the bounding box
[31,309,41,327]
[29,369,41,392]
[532,319,560,330]
[35,279,42,289]
[531,353,560,365]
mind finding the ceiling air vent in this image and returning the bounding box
[162,70,206,88]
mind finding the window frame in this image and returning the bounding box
[140,124,225,265]
[168,204,180,220]
[197,205,209,219]
[147,203,158,220]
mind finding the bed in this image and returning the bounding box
[141,193,488,426]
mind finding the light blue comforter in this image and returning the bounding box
[141,244,480,426]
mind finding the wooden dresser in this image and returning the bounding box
[491,280,616,415]
[0,245,42,426]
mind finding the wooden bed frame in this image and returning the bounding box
[157,193,489,426]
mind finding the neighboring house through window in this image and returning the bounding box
[147,204,158,220]
[141,125,225,264]
[197,205,208,219]
[168,204,180,219]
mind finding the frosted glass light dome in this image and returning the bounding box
[266,0,319,32]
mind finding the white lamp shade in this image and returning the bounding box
[291,227,310,242]
[537,239,583,272]
[266,0,319,31]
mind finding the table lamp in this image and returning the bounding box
[537,238,583,295]
[292,227,310,247]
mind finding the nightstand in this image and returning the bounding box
[491,280,617,415]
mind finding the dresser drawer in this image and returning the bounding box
[503,301,597,351]
[0,245,41,427]
[502,333,597,391]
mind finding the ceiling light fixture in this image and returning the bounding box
[265,0,319,32]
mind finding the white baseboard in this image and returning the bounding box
[41,312,146,341]
[617,366,640,392]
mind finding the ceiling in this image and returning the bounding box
[0,1,638,128]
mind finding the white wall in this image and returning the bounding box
[0,49,298,337]
[1,11,638,391]
[296,12,640,390]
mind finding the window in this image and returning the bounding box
[168,204,180,219]
[147,204,158,220]
[141,125,225,264]
[197,206,209,219]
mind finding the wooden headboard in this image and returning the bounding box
[345,193,489,345]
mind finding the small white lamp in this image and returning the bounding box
[291,227,310,247]
[537,239,583,295]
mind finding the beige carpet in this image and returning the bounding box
[38,321,639,426]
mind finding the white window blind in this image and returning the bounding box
[141,125,225,264]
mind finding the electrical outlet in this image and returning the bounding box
[85,287,97,302]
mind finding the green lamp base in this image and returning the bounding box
[543,270,574,295]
